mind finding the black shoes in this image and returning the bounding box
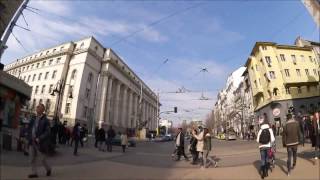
[28,174,38,178]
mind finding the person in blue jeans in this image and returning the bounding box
[257,120,275,179]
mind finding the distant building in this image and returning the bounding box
[4,37,159,135]
[245,41,320,126]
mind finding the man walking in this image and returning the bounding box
[27,104,52,178]
[175,128,189,161]
[72,122,81,156]
[282,113,301,176]
[107,126,116,152]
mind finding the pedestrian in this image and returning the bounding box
[98,127,106,151]
[20,123,29,156]
[202,127,218,168]
[175,128,188,161]
[282,113,301,176]
[256,120,275,179]
[72,122,81,156]
[94,126,99,148]
[27,104,52,178]
[296,112,305,146]
[312,111,320,159]
[189,129,198,165]
[79,124,84,147]
[192,126,205,168]
[120,132,128,153]
[107,126,116,152]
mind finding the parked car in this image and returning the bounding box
[215,133,225,140]
[225,131,236,141]
[155,135,173,142]
[111,135,136,147]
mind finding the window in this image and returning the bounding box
[42,61,46,67]
[300,55,304,61]
[36,63,40,68]
[265,56,271,66]
[45,99,51,113]
[285,87,291,94]
[296,69,301,76]
[309,56,313,62]
[35,86,39,94]
[313,69,317,75]
[280,54,286,61]
[22,67,25,71]
[56,57,61,64]
[52,70,57,79]
[273,88,279,96]
[264,73,270,82]
[45,72,49,80]
[291,55,297,64]
[38,73,42,80]
[40,53,43,56]
[284,69,290,77]
[94,46,98,51]
[80,42,84,48]
[23,76,26,81]
[297,86,302,94]
[53,49,56,53]
[305,69,310,76]
[88,73,93,83]
[49,84,53,93]
[32,99,36,110]
[60,46,64,51]
[46,51,49,55]
[71,70,77,80]
[65,103,71,114]
[31,64,34,69]
[82,106,88,118]
[27,75,31,82]
[262,46,267,50]
[85,88,91,98]
[27,66,29,70]
[49,59,53,65]
[269,71,276,79]
[254,80,257,87]
[68,85,74,98]
[268,90,272,99]
[256,64,259,71]
[307,86,310,92]
[32,74,36,81]
[41,85,45,94]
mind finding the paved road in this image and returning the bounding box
[1,137,319,179]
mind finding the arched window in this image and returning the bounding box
[71,70,77,80]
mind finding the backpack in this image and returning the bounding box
[259,129,270,144]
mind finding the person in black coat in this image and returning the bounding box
[175,128,189,161]
[189,129,198,164]
[107,126,116,152]
[98,127,106,151]
[72,122,81,156]
[94,126,99,148]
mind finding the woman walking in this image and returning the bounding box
[189,129,198,165]
[202,127,218,168]
[121,132,128,153]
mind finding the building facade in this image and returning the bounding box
[4,37,159,134]
[245,42,320,126]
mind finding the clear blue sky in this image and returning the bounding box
[2,0,319,125]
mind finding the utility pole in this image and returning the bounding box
[0,0,29,61]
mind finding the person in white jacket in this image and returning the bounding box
[192,126,204,168]
[256,121,275,179]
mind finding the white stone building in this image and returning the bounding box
[4,37,159,134]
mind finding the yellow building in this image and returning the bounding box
[245,42,320,125]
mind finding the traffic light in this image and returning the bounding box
[174,107,178,113]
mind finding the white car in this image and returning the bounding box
[225,132,237,141]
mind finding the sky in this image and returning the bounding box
[1,0,319,126]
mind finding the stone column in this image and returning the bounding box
[121,86,128,128]
[133,93,139,128]
[127,90,133,128]
[98,74,109,128]
[106,77,113,125]
[114,81,121,127]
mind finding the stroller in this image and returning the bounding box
[267,142,276,172]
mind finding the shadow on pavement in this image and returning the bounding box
[298,150,316,166]
[274,158,287,174]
